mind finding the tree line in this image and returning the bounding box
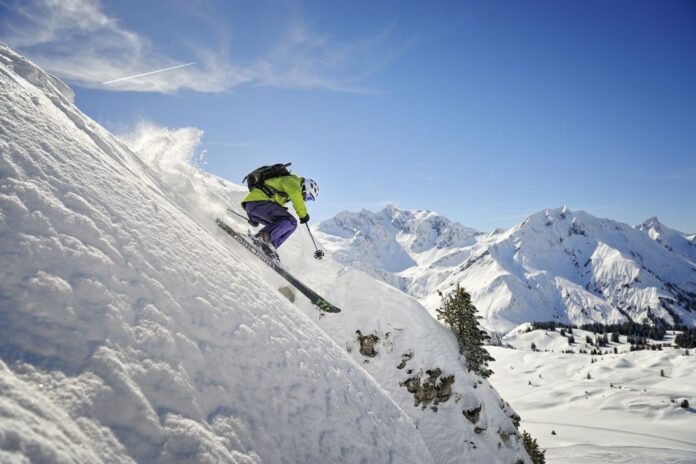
[530,320,696,349]
[531,321,667,341]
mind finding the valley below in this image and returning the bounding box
[488,326,696,464]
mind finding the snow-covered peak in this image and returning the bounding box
[548,205,572,219]
[318,204,478,248]
[640,216,662,230]
[637,216,696,264]
[382,202,401,216]
[316,205,483,292]
[638,217,668,243]
[529,205,572,224]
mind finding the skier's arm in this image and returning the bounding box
[281,176,308,219]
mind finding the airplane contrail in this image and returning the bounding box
[103,62,197,85]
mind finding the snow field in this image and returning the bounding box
[488,327,696,464]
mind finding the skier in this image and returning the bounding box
[241,169,319,258]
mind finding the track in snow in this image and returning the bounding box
[524,420,696,449]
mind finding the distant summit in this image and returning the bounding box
[318,204,479,277]
[637,215,696,263]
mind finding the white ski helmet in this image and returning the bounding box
[302,178,319,201]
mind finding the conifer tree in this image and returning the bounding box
[521,430,546,464]
[436,285,494,378]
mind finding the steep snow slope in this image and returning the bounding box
[0,45,529,464]
[317,205,696,332]
[121,126,529,464]
[489,326,696,464]
[0,43,433,464]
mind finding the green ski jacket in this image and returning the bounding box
[241,174,308,219]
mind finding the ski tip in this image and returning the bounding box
[315,299,341,313]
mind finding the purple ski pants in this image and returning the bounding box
[244,201,298,248]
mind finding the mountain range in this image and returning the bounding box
[316,205,696,333]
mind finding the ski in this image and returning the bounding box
[215,218,341,313]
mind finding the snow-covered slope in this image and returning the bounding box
[316,205,696,333]
[0,44,529,463]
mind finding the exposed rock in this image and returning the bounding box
[397,351,414,369]
[355,330,380,357]
[400,368,455,410]
[463,404,482,423]
[278,286,295,302]
[499,430,514,443]
[509,412,521,428]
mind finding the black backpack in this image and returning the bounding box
[243,163,292,197]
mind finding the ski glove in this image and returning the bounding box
[299,214,310,224]
[248,218,259,227]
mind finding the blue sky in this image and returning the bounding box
[2,0,695,232]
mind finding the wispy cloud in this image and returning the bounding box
[249,20,404,94]
[0,0,404,94]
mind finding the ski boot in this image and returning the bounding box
[250,230,280,263]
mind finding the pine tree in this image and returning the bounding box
[521,430,546,464]
[436,285,494,378]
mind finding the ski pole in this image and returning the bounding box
[227,207,254,223]
[305,223,325,260]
